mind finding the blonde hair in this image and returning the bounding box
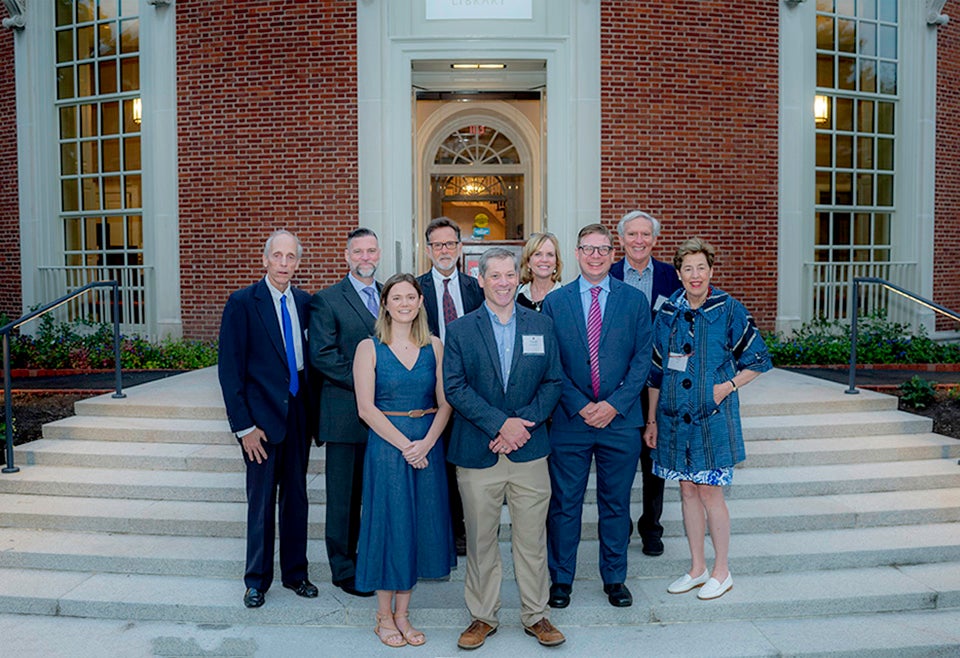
[673,237,716,270]
[519,232,563,285]
[374,273,431,348]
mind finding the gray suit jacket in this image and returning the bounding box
[308,276,379,444]
[443,304,563,468]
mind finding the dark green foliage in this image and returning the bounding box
[898,376,937,410]
[764,311,960,366]
[2,317,217,370]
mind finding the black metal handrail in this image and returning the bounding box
[846,277,960,394]
[2,281,126,474]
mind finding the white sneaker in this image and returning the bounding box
[697,573,733,600]
[666,569,710,594]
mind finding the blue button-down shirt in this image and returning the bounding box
[578,275,611,326]
[624,259,654,303]
[484,302,517,391]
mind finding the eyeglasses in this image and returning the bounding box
[577,244,613,256]
[428,240,460,251]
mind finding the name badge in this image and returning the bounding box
[653,295,668,312]
[667,352,689,372]
[522,334,545,355]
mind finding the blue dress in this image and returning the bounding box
[355,339,456,592]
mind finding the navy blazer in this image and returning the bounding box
[308,276,379,444]
[542,276,653,432]
[417,270,484,338]
[443,304,563,469]
[218,279,311,444]
[610,256,682,319]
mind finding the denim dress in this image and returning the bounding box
[647,287,772,483]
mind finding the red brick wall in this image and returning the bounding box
[0,29,21,322]
[599,1,780,330]
[935,20,960,331]
[177,1,358,339]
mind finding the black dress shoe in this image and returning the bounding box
[333,577,375,598]
[548,583,571,608]
[642,537,664,557]
[603,583,633,607]
[243,587,265,608]
[283,579,319,598]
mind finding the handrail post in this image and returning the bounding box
[2,333,19,473]
[846,277,860,395]
[111,281,126,399]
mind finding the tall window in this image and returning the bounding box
[55,0,143,323]
[813,0,898,317]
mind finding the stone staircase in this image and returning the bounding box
[1,367,959,654]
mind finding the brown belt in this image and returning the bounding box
[381,408,438,419]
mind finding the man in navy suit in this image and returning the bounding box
[542,224,652,609]
[218,230,318,608]
[308,227,381,598]
[444,248,566,650]
[417,216,484,556]
[610,210,682,557]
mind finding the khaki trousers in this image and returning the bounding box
[457,455,551,628]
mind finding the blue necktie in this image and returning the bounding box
[280,294,299,396]
[362,286,379,317]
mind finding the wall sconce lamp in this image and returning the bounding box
[132,98,142,125]
[814,94,829,125]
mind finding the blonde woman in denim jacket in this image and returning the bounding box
[643,237,772,601]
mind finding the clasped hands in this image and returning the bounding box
[579,400,618,429]
[489,417,535,454]
[402,440,430,469]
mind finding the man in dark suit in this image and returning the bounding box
[444,247,566,650]
[610,210,682,557]
[542,223,652,609]
[308,227,381,598]
[417,216,484,555]
[218,230,318,608]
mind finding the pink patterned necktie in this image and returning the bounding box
[587,286,602,399]
[442,278,458,327]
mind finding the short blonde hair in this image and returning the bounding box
[374,273,431,348]
[519,232,563,285]
[673,237,716,270]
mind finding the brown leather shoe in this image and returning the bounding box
[457,619,497,650]
[524,617,566,647]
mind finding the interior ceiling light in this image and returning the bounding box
[451,63,506,70]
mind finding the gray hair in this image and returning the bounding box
[264,230,303,259]
[478,247,518,276]
[617,210,662,238]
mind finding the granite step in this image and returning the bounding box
[741,432,960,468]
[0,561,955,627]
[741,409,932,441]
[41,416,236,445]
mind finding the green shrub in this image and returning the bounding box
[3,317,217,370]
[764,310,960,366]
[898,376,937,410]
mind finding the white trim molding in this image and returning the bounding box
[2,0,25,31]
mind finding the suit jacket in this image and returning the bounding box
[542,276,652,433]
[308,276,379,444]
[610,256,682,319]
[443,304,563,469]
[218,279,311,444]
[417,270,484,338]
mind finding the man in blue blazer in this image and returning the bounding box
[308,227,382,598]
[541,224,652,609]
[218,230,318,608]
[444,247,566,650]
[610,210,682,557]
[417,216,484,556]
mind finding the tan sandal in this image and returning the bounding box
[374,612,407,648]
[395,612,426,646]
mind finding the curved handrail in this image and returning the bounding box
[2,281,126,474]
[846,277,960,394]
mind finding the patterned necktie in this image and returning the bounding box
[442,278,458,327]
[362,286,378,317]
[587,286,602,399]
[280,294,299,396]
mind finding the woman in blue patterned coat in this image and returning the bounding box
[643,237,772,601]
